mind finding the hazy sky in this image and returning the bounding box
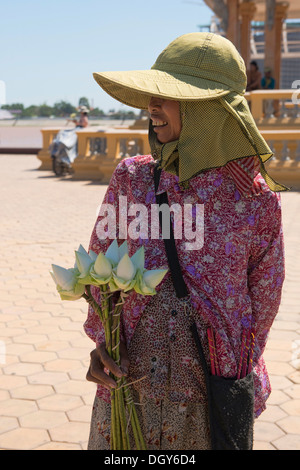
[1,0,212,111]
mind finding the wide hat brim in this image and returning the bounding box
[93,69,232,110]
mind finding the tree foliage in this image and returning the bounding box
[1,99,139,120]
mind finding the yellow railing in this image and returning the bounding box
[36,126,150,179]
[261,129,300,190]
[37,128,61,170]
[72,128,150,182]
[246,90,300,129]
[37,103,300,189]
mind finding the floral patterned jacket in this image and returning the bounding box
[84,155,285,417]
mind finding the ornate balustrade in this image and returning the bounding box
[72,128,150,182]
[36,104,300,189]
[261,129,300,190]
[37,128,61,170]
[36,126,150,179]
[246,90,300,129]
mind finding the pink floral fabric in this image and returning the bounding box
[84,155,285,417]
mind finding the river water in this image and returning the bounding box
[0,118,135,148]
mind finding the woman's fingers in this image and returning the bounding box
[86,365,113,390]
[86,342,130,390]
[98,343,124,378]
[87,348,117,389]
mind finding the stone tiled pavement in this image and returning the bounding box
[0,154,299,450]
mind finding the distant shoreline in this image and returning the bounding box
[0,118,135,128]
[0,119,136,149]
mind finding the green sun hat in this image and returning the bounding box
[93,32,288,193]
[93,32,247,109]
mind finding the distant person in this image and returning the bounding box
[246,61,262,91]
[261,67,276,117]
[73,105,89,128]
[261,67,276,90]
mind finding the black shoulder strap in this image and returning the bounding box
[153,165,210,385]
[153,164,189,299]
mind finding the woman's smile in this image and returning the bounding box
[148,97,181,144]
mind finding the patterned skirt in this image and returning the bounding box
[87,277,211,450]
[87,391,211,450]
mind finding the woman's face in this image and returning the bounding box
[148,97,181,143]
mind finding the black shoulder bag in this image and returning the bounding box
[153,164,255,451]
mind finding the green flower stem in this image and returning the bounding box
[111,294,147,450]
[82,289,104,324]
[111,295,123,450]
[100,285,111,356]
[110,390,115,450]
[117,385,129,450]
[113,389,122,450]
[82,287,147,450]
[131,401,147,450]
[122,384,145,450]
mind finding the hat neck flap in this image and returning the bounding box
[149,93,289,195]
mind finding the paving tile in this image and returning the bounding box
[0,155,299,450]
[253,440,275,450]
[54,379,94,397]
[289,371,300,384]
[67,405,93,423]
[10,384,54,400]
[21,350,58,363]
[256,405,287,423]
[28,371,69,386]
[266,361,297,377]
[13,333,48,345]
[280,399,300,416]
[268,375,294,390]
[38,393,83,411]
[273,434,300,450]
[49,421,90,445]
[4,362,43,376]
[35,441,82,450]
[0,398,38,417]
[20,410,68,429]
[44,359,83,372]
[35,340,70,352]
[57,347,91,361]
[277,416,300,434]
[285,384,300,400]
[0,374,27,390]
[0,390,10,401]
[267,390,291,406]
[0,417,19,435]
[5,343,34,356]
[0,428,50,450]
[254,421,285,443]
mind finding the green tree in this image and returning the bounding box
[53,100,77,117]
[22,105,39,117]
[78,97,90,108]
[89,107,105,117]
[38,103,53,117]
[1,103,24,112]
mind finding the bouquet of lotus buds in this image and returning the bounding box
[50,240,168,450]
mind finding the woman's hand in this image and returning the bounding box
[86,341,130,390]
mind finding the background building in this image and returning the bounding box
[200,1,300,89]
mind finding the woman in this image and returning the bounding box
[84,33,286,450]
[73,105,89,128]
[246,60,262,91]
